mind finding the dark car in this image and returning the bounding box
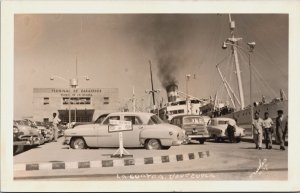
[170,115,210,144]
[36,121,54,142]
[13,120,43,154]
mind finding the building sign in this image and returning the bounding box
[62,97,91,105]
[108,120,132,133]
[52,89,102,93]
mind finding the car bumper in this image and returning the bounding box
[187,134,210,140]
[234,133,246,138]
[172,140,183,146]
[14,141,32,146]
[217,133,245,139]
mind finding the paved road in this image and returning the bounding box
[14,137,288,180]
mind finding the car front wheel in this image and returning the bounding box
[235,137,241,143]
[198,139,205,144]
[145,139,162,150]
[70,137,87,149]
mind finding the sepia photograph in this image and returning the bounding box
[1,0,300,192]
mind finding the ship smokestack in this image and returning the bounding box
[166,84,178,102]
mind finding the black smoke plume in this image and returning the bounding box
[130,15,194,89]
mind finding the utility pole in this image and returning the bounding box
[149,60,156,107]
[132,86,136,112]
[50,56,89,127]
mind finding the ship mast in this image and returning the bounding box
[228,14,245,109]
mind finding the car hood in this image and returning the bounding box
[37,126,46,130]
[17,126,39,135]
[64,124,94,134]
[208,125,227,130]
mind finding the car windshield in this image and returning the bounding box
[16,120,26,125]
[183,117,204,125]
[147,115,164,125]
[36,122,43,126]
[218,120,229,125]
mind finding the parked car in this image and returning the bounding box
[207,117,245,143]
[58,122,68,137]
[13,120,43,153]
[35,121,54,142]
[201,116,211,126]
[63,112,185,150]
[94,113,109,124]
[170,115,209,144]
[23,119,45,144]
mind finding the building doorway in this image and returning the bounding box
[58,109,94,123]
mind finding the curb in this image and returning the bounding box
[14,151,210,171]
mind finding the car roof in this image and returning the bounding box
[171,114,204,119]
[106,112,158,124]
[211,117,234,121]
[107,112,155,117]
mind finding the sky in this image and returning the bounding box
[14,14,288,119]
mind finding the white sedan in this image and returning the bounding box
[207,117,245,143]
[63,112,185,150]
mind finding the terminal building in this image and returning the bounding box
[32,88,120,123]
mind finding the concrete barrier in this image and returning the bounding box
[14,150,210,171]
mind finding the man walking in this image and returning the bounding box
[252,112,263,150]
[263,112,274,149]
[276,110,288,150]
[52,112,61,142]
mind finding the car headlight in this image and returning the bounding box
[13,127,19,133]
[169,131,174,136]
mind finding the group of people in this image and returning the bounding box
[252,110,288,150]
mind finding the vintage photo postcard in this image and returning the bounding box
[1,0,300,192]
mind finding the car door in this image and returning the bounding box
[122,115,144,147]
[97,115,120,147]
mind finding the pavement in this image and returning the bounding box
[13,137,288,180]
[241,135,288,146]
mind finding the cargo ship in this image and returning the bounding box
[199,14,288,136]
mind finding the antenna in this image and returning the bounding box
[76,56,78,78]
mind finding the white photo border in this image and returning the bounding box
[1,0,300,192]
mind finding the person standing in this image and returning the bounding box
[276,110,288,150]
[226,120,236,143]
[263,112,274,149]
[252,112,263,150]
[283,116,288,144]
[52,112,61,142]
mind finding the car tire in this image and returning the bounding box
[235,137,241,143]
[214,136,220,143]
[13,145,17,154]
[162,146,171,150]
[145,139,162,150]
[70,137,87,149]
[198,139,205,144]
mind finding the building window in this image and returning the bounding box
[44,97,49,105]
[103,96,109,105]
[43,118,49,122]
[178,109,184,113]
